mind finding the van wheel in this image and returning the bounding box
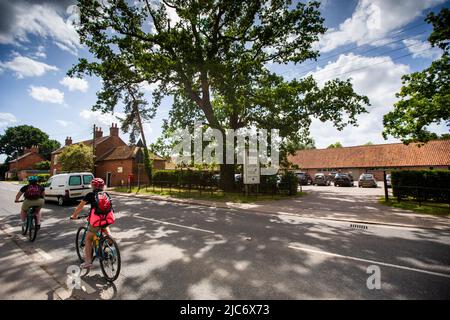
[57,196,64,206]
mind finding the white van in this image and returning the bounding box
[44,173,94,206]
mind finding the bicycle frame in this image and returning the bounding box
[26,207,34,226]
[79,221,106,261]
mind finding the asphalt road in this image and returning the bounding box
[0,181,449,300]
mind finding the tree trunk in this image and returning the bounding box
[219,163,235,192]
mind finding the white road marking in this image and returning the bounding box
[288,245,450,279]
[136,216,215,234]
[35,248,53,261]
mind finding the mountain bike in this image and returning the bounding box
[72,214,121,282]
[17,200,40,242]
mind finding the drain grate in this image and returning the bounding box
[350,224,368,230]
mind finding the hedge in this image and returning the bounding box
[152,170,298,195]
[36,174,50,182]
[153,170,216,187]
[391,170,450,203]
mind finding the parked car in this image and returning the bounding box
[313,173,331,186]
[296,172,313,185]
[334,173,354,187]
[358,173,377,188]
[327,171,338,182]
[44,172,94,206]
[386,174,392,188]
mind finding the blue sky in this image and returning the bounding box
[0,0,449,163]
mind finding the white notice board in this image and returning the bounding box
[244,155,260,184]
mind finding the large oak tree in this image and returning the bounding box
[70,0,369,190]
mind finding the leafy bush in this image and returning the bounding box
[152,170,299,196]
[59,144,93,173]
[153,170,216,187]
[392,170,450,202]
[36,173,50,182]
[280,171,298,195]
[34,161,50,170]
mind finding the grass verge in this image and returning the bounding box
[379,197,450,217]
[114,186,305,203]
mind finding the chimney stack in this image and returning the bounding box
[95,127,103,139]
[109,123,119,137]
[30,145,39,154]
[65,137,72,146]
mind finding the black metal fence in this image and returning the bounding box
[124,180,298,198]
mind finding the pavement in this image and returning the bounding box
[1,181,450,300]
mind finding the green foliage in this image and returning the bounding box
[70,0,370,189]
[39,139,61,160]
[327,142,343,148]
[36,174,50,183]
[0,163,8,180]
[0,125,48,157]
[34,161,50,170]
[280,171,298,195]
[383,8,449,144]
[391,170,450,202]
[426,8,450,52]
[153,169,216,186]
[363,141,373,145]
[59,144,94,173]
[143,148,153,182]
[0,125,60,161]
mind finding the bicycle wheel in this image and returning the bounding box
[29,214,38,242]
[21,216,29,235]
[75,226,89,262]
[99,236,121,282]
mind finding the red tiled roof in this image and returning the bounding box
[288,140,450,169]
[98,146,166,161]
[98,145,136,161]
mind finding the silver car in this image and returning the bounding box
[358,174,377,188]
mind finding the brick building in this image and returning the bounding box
[288,139,450,180]
[6,146,48,180]
[51,123,168,187]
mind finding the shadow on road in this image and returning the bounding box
[1,193,449,300]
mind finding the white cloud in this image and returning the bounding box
[60,76,89,92]
[318,0,446,53]
[140,80,160,93]
[402,38,442,59]
[79,110,125,127]
[28,86,64,104]
[34,45,46,58]
[0,2,81,55]
[56,120,71,127]
[0,54,58,78]
[0,113,17,128]
[308,53,411,147]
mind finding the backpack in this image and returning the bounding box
[25,184,41,200]
[88,192,115,228]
